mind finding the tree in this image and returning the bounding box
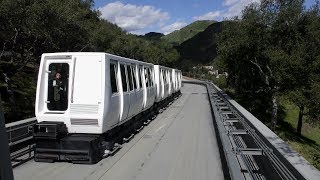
[217,0,320,132]
[294,2,320,134]
[218,3,279,126]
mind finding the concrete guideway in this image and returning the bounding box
[13,83,224,180]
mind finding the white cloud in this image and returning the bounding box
[223,0,238,6]
[223,0,260,18]
[160,21,188,35]
[193,11,221,20]
[194,0,261,21]
[98,1,169,33]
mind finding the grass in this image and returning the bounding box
[277,98,320,170]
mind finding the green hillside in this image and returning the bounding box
[177,21,222,64]
[162,20,215,45]
[140,32,164,41]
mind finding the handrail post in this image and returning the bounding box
[0,93,14,180]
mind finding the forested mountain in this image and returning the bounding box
[177,22,222,64]
[141,32,165,41]
[162,20,215,45]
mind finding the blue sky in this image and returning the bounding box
[94,0,316,35]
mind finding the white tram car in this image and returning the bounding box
[33,52,182,164]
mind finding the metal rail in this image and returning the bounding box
[183,80,308,180]
[6,117,36,168]
[208,81,304,180]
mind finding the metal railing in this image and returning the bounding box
[6,117,37,168]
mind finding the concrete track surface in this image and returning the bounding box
[13,83,224,180]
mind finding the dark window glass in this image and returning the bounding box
[165,71,168,84]
[162,70,165,84]
[161,70,164,84]
[47,63,69,111]
[120,64,128,92]
[130,66,136,90]
[132,66,139,89]
[176,73,178,87]
[148,68,153,87]
[110,63,118,93]
[139,66,143,89]
[145,67,149,87]
[151,69,154,86]
[127,65,134,91]
[160,70,163,86]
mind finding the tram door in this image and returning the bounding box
[46,61,70,112]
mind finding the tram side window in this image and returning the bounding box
[165,71,168,84]
[176,73,178,86]
[132,65,139,89]
[139,66,143,89]
[147,68,151,87]
[160,70,163,86]
[127,65,134,91]
[148,68,153,87]
[152,69,154,86]
[144,67,149,87]
[160,70,164,84]
[110,63,118,93]
[120,64,128,92]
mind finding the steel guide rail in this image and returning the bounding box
[207,81,301,180]
[207,82,306,180]
[183,80,305,180]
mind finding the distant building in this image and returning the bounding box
[208,70,218,76]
